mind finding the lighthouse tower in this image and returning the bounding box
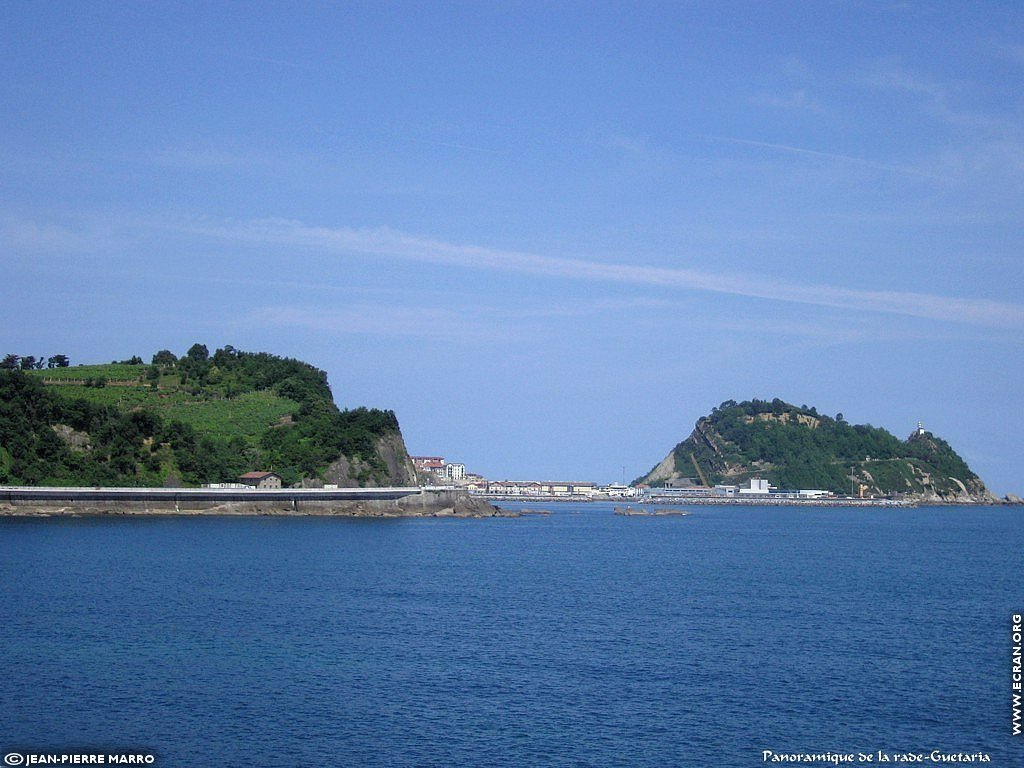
[915,421,926,437]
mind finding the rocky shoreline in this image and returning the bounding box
[0,489,507,519]
[2,490,1018,518]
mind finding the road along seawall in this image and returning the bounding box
[0,487,503,518]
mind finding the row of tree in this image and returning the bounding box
[1,354,70,370]
[148,343,337,405]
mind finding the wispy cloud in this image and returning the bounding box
[250,296,676,340]
[0,215,124,254]
[253,293,997,348]
[600,133,660,157]
[708,135,939,178]
[250,305,477,339]
[860,59,943,96]
[186,217,1024,328]
[855,59,1024,184]
[407,136,502,155]
[749,89,826,114]
[146,147,271,170]
[859,59,1017,134]
[596,132,680,168]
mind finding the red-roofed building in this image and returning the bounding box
[411,456,446,473]
[238,471,283,489]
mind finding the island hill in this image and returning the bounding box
[636,398,1000,504]
[0,345,495,516]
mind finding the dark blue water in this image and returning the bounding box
[1,504,1021,767]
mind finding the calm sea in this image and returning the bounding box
[1,504,1021,767]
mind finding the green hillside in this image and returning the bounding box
[2,345,410,488]
[637,398,992,501]
[29,362,300,444]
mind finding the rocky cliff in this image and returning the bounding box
[322,432,418,487]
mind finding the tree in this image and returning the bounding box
[19,356,37,371]
[212,345,237,367]
[47,355,70,368]
[186,343,209,362]
[152,350,177,366]
[0,355,18,370]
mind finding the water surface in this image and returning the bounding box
[1,504,1020,767]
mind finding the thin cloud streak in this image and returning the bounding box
[859,59,1019,135]
[708,135,940,179]
[0,215,126,254]
[748,89,826,114]
[250,304,516,342]
[192,218,1024,328]
[407,137,502,155]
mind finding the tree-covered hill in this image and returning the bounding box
[1,345,414,488]
[636,398,994,502]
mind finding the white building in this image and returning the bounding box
[598,483,637,498]
[739,477,774,495]
[479,480,596,498]
[443,462,466,481]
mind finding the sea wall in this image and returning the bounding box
[0,489,503,518]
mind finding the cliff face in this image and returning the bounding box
[899,431,996,503]
[322,431,417,487]
[637,399,997,503]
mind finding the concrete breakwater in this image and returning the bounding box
[615,507,690,516]
[0,486,503,518]
[478,494,917,507]
[646,496,915,507]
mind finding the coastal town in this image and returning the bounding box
[410,455,845,504]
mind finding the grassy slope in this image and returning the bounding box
[12,349,404,488]
[27,366,300,445]
[34,364,148,381]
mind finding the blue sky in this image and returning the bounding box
[2,2,1022,494]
